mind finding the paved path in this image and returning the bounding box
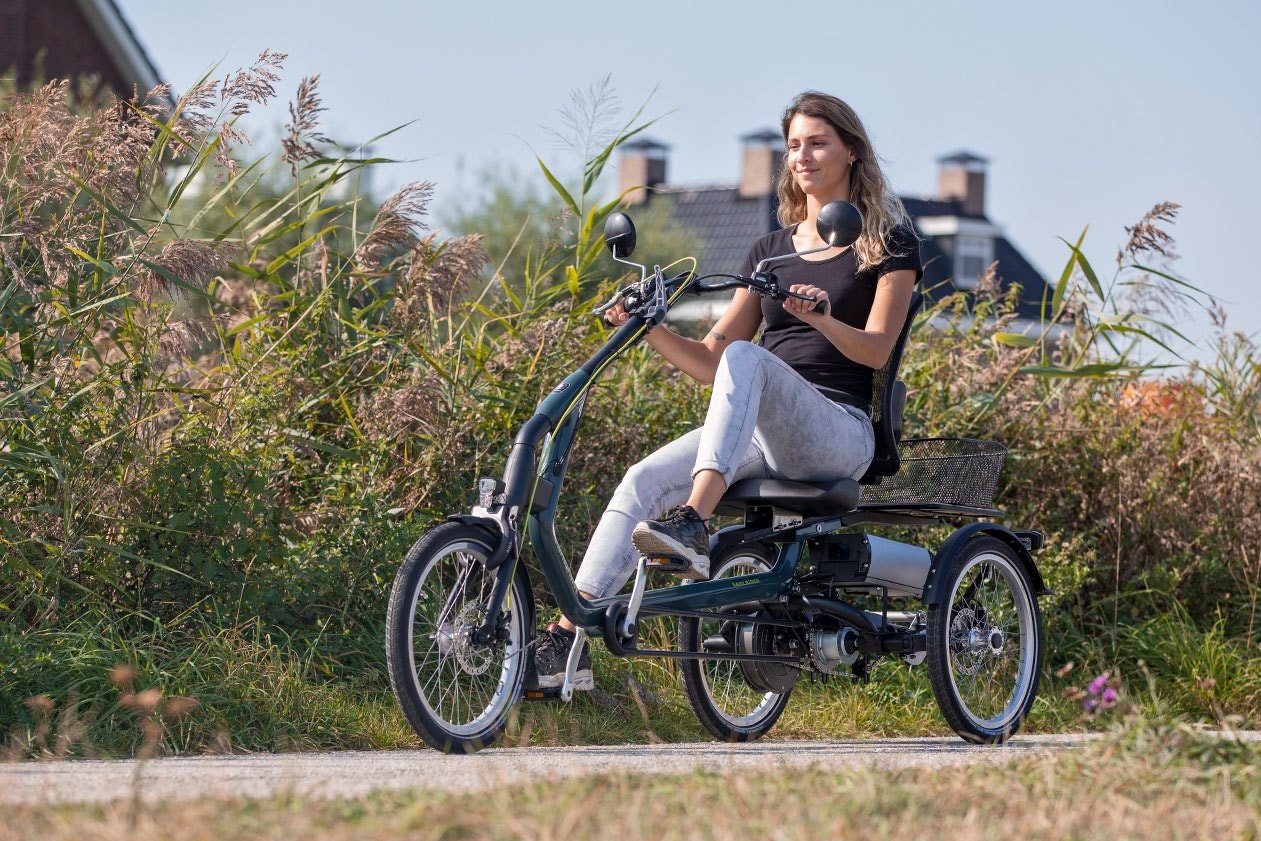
[0,735,1099,805]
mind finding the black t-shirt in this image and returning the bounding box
[739,223,923,398]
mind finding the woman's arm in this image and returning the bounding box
[782,269,917,369]
[607,287,764,385]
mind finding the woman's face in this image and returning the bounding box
[786,113,855,200]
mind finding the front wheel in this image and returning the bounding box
[679,542,794,741]
[385,522,532,753]
[926,536,1042,743]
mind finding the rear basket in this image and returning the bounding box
[860,438,1006,510]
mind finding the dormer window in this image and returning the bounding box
[954,235,994,290]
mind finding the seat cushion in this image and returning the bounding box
[714,477,862,517]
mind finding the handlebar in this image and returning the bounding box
[596,200,862,326]
[692,274,826,312]
[594,268,825,325]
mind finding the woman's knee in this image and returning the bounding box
[716,340,750,380]
[615,459,654,497]
[719,340,774,378]
[721,339,759,365]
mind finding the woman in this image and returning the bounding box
[534,90,923,690]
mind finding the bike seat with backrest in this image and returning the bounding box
[714,290,924,519]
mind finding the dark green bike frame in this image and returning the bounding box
[463,280,805,646]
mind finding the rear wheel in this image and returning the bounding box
[385,522,532,753]
[926,536,1042,743]
[679,542,794,741]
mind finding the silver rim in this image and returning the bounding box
[944,550,1037,730]
[405,540,524,737]
[697,555,783,728]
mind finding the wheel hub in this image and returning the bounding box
[965,625,1003,654]
[988,628,1005,654]
[434,623,457,655]
[448,603,496,675]
[950,608,993,676]
[809,626,860,674]
[736,620,800,692]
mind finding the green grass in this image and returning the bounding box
[1,615,413,758]
[5,604,1258,758]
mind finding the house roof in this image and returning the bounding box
[622,136,670,154]
[75,0,164,93]
[655,184,778,275]
[904,197,1052,319]
[990,237,1054,317]
[642,184,1053,321]
[901,196,968,218]
[0,0,165,96]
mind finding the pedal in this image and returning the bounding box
[520,629,584,703]
[645,554,687,570]
[644,554,707,581]
[523,685,565,703]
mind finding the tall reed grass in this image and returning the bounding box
[2,61,1257,756]
[0,61,703,755]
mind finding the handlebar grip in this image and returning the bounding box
[780,284,828,315]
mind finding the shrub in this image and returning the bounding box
[2,61,1257,753]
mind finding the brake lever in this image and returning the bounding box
[641,266,669,326]
[593,271,666,324]
[593,287,632,316]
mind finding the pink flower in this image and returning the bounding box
[1088,673,1110,695]
[1101,688,1118,708]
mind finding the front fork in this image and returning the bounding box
[474,553,520,645]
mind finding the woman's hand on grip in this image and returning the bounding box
[784,284,830,321]
[605,300,631,327]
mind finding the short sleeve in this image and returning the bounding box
[738,244,758,279]
[876,224,923,283]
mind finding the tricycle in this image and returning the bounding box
[384,201,1049,753]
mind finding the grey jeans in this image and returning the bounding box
[573,340,875,598]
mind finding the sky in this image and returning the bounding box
[119,0,1261,363]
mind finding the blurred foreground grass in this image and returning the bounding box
[2,720,1257,841]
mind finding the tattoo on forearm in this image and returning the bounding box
[707,330,727,341]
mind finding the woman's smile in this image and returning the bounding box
[785,113,853,199]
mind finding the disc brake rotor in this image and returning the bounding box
[949,606,991,676]
[452,603,496,675]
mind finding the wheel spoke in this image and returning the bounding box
[932,545,1040,740]
[388,528,527,748]
[682,552,790,737]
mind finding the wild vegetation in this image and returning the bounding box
[1,61,1258,758]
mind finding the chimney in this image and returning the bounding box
[936,151,989,218]
[739,128,784,198]
[618,137,669,206]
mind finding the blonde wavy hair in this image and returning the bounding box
[776,91,912,270]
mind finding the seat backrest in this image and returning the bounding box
[859,290,923,485]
